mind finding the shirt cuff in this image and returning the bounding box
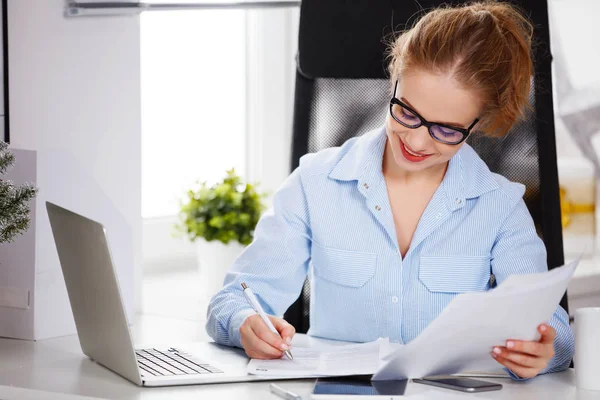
[229,308,257,349]
[505,367,532,381]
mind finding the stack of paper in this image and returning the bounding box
[247,259,578,380]
[247,338,393,376]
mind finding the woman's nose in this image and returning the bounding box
[404,126,432,153]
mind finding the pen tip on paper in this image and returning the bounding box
[285,350,294,360]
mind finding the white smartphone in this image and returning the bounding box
[310,375,408,399]
[412,376,503,393]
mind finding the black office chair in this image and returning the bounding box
[284,0,567,335]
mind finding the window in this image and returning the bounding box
[140,7,299,270]
[141,9,246,219]
[549,0,600,115]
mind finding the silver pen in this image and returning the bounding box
[269,383,302,400]
[241,283,293,360]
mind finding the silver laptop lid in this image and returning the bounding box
[46,202,142,386]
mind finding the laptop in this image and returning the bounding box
[46,201,288,387]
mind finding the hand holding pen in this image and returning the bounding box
[240,283,295,360]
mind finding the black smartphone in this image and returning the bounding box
[412,377,503,393]
[311,375,408,399]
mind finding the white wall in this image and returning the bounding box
[0,2,5,141]
[8,0,142,336]
[548,0,600,115]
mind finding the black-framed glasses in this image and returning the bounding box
[389,80,479,145]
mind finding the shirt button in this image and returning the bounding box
[363,183,369,189]
[375,205,381,211]
[455,198,462,204]
[435,213,442,219]
[391,296,398,303]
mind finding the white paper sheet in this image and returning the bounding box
[247,338,388,376]
[372,259,578,380]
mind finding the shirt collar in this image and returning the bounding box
[328,126,500,209]
[328,126,387,184]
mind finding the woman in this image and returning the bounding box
[206,1,574,380]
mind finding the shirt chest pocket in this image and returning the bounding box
[312,243,377,287]
[310,243,378,342]
[419,255,492,293]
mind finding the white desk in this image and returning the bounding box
[0,334,598,400]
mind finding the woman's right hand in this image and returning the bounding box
[239,314,296,359]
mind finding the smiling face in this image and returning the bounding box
[384,69,482,177]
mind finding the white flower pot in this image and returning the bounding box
[196,239,246,296]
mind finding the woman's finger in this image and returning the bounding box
[247,315,288,351]
[491,352,539,379]
[503,325,556,358]
[244,324,285,359]
[250,319,289,353]
[538,324,556,344]
[270,316,296,345]
[240,316,285,359]
[492,347,544,368]
[503,340,546,357]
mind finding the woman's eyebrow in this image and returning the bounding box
[401,96,466,127]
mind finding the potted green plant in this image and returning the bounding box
[177,169,266,291]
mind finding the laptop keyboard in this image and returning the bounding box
[135,347,223,377]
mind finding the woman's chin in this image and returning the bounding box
[395,155,431,171]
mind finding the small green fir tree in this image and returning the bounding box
[0,141,38,244]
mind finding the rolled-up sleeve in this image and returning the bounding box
[205,167,312,348]
[491,194,575,380]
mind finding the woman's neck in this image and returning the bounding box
[382,138,448,185]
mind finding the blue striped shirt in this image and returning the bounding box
[206,126,574,379]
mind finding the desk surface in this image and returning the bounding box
[0,334,597,400]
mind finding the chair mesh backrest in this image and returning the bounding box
[308,79,388,152]
[286,0,564,334]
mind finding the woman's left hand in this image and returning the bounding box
[491,324,556,379]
